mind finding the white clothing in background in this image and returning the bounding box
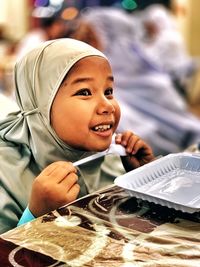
[16,29,46,60]
[82,6,200,155]
[0,93,17,119]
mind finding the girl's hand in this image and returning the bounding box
[115,131,155,172]
[29,161,80,217]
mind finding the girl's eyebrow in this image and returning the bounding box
[71,77,93,84]
[71,75,114,85]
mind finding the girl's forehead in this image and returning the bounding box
[63,56,111,79]
[72,55,109,68]
[60,57,113,90]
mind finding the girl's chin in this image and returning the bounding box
[93,143,112,152]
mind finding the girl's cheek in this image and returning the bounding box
[113,105,121,131]
[115,102,121,120]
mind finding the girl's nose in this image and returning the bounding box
[96,97,115,115]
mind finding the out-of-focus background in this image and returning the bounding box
[1,0,200,156]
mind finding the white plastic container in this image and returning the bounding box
[114,152,200,213]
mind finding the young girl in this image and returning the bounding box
[0,39,154,233]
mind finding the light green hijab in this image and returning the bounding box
[0,38,113,233]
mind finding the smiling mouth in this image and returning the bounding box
[92,124,112,132]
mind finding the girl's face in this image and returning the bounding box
[51,56,121,151]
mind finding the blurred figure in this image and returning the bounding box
[16,6,103,59]
[140,4,198,96]
[0,25,17,98]
[0,25,11,58]
[0,93,18,119]
[136,0,171,10]
[68,19,103,51]
[16,8,68,60]
[81,6,139,50]
[82,6,200,156]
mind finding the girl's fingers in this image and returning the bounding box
[60,172,78,191]
[133,140,152,156]
[115,133,122,144]
[126,135,140,154]
[129,157,141,168]
[50,163,76,183]
[116,131,135,146]
[120,131,132,146]
[66,183,80,203]
[39,162,60,176]
[40,161,76,183]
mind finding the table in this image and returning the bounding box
[0,185,200,266]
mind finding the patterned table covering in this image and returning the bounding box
[1,185,200,266]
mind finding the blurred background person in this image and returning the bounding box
[139,4,199,97]
[81,3,200,156]
[15,3,103,58]
[16,6,72,59]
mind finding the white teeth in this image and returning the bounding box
[94,124,111,131]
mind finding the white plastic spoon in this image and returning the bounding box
[73,144,126,167]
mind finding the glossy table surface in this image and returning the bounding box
[0,185,200,266]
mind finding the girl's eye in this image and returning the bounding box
[105,88,113,96]
[74,89,91,96]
